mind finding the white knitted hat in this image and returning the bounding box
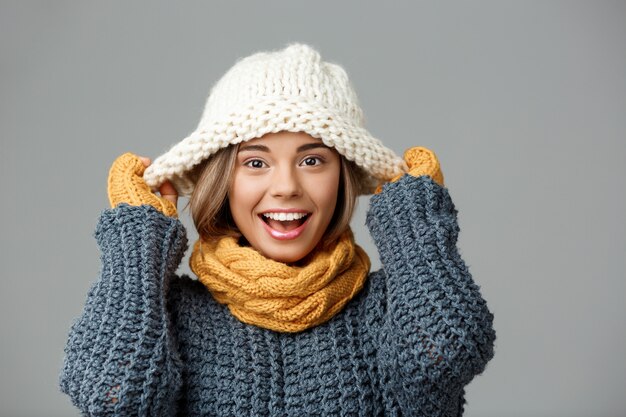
[143,42,407,196]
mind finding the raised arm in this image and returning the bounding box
[59,154,187,416]
[366,147,496,413]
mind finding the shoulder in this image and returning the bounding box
[362,269,386,300]
[168,274,213,305]
[343,268,387,320]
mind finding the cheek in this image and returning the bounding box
[305,172,340,215]
[229,176,262,219]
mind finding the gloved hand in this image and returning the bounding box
[107,152,178,218]
[375,146,444,194]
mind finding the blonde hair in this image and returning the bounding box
[185,143,363,248]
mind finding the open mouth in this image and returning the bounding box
[259,213,311,233]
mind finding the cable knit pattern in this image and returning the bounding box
[142,43,407,196]
[189,229,370,333]
[60,175,496,416]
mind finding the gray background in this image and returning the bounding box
[1,1,625,416]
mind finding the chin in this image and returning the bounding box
[262,246,310,264]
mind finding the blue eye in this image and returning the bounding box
[244,159,266,169]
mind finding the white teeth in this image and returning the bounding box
[262,212,308,221]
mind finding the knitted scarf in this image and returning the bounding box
[189,229,371,333]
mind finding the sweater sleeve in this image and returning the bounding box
[365,174,496,411]
[59,203,188,416]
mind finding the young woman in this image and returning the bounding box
[60,43,496,416]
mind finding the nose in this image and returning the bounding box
[269,165,302,198]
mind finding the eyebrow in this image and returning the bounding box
[239,143,329,153]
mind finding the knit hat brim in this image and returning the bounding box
[143,95,407,196]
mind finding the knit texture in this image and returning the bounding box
[142,43,407,196]
[190,228,370,333]
[375,146,444,194]
[108,152,178,217]
[60,174,496,416]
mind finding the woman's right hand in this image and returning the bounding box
[107,152,179,217]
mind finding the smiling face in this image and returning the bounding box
[228,131,341,264]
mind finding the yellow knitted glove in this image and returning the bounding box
[375,146,444,194]
[107,152,178,218]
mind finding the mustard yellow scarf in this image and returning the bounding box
[189,229,371,333]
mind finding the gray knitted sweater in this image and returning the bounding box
[60,174,496,416]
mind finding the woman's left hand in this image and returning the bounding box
[375,146,444,194]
